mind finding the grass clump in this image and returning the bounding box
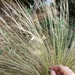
[0,0,75,75]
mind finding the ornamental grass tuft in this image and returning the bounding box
[0,0,75,75]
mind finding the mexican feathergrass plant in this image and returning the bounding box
[0,0,75,75]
